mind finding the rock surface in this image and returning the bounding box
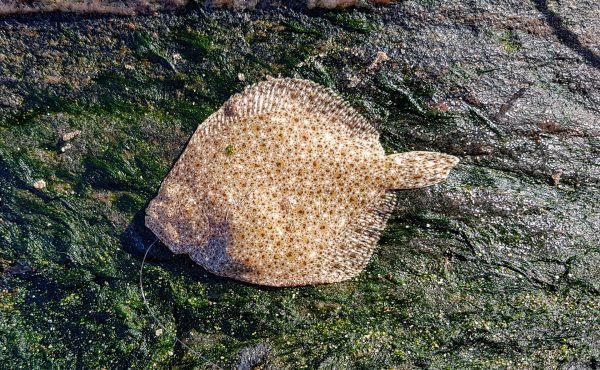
[0,1,599,368]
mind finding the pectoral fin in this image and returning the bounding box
[379,151,459,190]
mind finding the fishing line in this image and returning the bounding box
[139,238,223,369]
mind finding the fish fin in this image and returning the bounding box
[197,78,380,142]
[380,151,459,189]
[326,191,397,281]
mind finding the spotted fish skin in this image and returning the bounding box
[145,78,458,287]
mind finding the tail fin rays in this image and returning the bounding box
[379,151,459,190]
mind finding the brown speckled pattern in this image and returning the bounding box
[145,78,458,287]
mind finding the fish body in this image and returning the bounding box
[146,78,458,286]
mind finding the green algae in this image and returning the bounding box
[224,144,235,156]
[496,30,522,54]
[323,11,377,33]
[171,28,216,62]
[281,20,325,37]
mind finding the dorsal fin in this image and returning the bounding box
[195,78,380,142]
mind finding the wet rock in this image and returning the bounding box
[307,0,396,9]
[2,261,33,277]
[204,0,395,9]
[0,2,598,369]
[233,343,271,370]
[206,0,260,9]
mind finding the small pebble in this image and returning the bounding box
[367,51,389,72]
[60,143,72,153]
[62,130,81,142]
[33,179,46,189]
[237,73,246,82]
[155,328,163,336]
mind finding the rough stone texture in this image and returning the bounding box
[0,0,394,15]
[207,0,397,10]
[0,1,598,368]
[0,0,189,16]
